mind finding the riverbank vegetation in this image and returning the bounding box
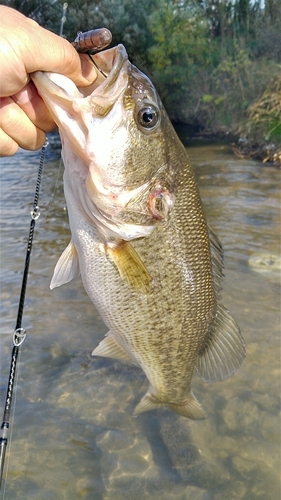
[3,0,281,162]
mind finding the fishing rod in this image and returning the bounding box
[0,26,112,492]
[0,143,47,490]
[59,3,68,38]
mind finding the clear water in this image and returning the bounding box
[0,133,280,500]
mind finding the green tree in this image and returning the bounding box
[147,0,212,120]
[2,0,280,143]
[64,0,158,67]
[0,0,63,32]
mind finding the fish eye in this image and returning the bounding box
[137,105,159,129]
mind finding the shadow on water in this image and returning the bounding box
[0,132,280,499]
[137,410,231,494]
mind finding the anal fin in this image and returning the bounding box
[106,240,151,293]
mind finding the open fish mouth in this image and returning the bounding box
[32,45,176,242]
[31,44,130,138]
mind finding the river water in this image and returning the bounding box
[0,132,280,500]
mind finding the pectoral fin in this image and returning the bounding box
[92,331,135,364]
[196,303,246,382]
[50,240,80,289]
[106,240,151,293]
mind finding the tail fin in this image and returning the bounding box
[133,391,207,420]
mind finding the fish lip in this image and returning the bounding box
[80,44,130,109]
[31,71,83,100]
[91,44,128,91]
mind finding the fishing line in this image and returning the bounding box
[0,141,47,492]
[87,53,108,78]
[71,27,112,79]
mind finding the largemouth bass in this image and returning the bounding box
[32,44,245,419]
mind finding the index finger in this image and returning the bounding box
[0,6,97,96]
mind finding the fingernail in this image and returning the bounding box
[13,84,34,104]
[81,57,98,83]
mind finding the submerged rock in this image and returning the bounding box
[248,253,281,284]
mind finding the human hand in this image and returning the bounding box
[0,6,98,156]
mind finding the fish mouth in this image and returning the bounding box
[31,44,128,108]
[90,44,128,88]
[31,45,130,161]
[31,45,173,242]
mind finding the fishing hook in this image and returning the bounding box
[72,28,112,79]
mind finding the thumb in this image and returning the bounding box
[21,23,98,87]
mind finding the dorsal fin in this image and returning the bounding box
[196,303,246,382]
[197,226,246,382]
[208,225,224,299]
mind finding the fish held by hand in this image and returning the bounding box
[32,44,245,419]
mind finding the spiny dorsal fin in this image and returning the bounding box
[92,331,136,364]
[50,240,80,290]
[208,225,224,299]
[196,303,246,382]
[106,240,151,293]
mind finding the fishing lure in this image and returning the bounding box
[72,28,112,53]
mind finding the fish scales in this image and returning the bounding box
[32,43,245,419]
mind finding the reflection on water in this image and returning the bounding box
[0,132,280,499]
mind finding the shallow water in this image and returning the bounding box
[0,133,280,500]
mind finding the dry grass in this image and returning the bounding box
[248,76,281,141]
